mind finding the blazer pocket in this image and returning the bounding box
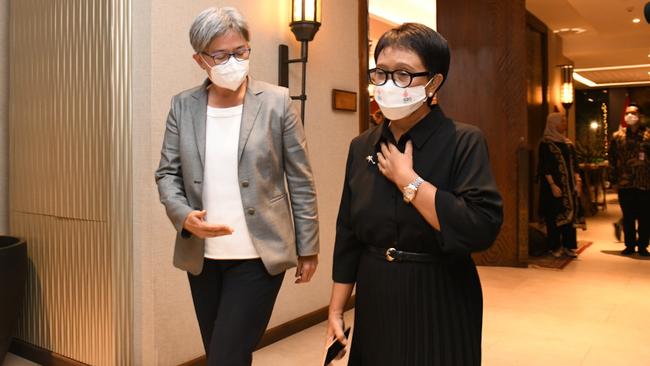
[269,192,288,205]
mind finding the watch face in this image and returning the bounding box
[403,187,416,202]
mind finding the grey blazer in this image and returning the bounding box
[155,77,319,276]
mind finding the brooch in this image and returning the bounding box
[366,155,376,165]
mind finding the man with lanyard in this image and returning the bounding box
[609,103,650,256]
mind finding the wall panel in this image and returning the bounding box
[9,0,132,364]
[437,0,528,266]
[0,0,8,234]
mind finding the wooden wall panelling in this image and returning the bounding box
[358,0,370,133]
[437,0,528,266]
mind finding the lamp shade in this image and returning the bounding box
[292,0,322,23]
[560,65,574,105]
[561,82,574,105]
[290,0,322,42]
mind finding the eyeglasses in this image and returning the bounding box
[368,68,430,88]
[202,47,251,65]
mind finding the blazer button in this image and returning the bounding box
[241,180,249,188]
[247,208,255,215]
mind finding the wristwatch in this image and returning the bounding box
[402,176,424,203]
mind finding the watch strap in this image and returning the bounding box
[409,176,424,190]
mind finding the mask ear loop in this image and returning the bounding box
[424,76,439,105]
[199,54,216,90]
[424,77,435,98]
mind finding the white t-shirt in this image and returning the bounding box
[202,104,259,259]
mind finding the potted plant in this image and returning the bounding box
[575,140,605,166]
[0,236,27,364]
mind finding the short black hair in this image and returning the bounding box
[628,102,641,113]
[374,23,450,94]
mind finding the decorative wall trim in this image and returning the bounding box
[9,339,88,366]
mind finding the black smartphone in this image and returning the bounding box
[323,327,351,366]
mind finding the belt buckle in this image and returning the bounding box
[385,247,397,262]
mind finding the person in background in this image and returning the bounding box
[155,7,319,365]
[327,23,503,366]
[609,103,650,256]
[538,112,583,258]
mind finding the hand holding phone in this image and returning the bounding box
[323,327,351,366]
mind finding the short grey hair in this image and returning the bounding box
[189,7,250,53]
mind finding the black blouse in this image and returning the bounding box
[333,106,504,283]
[538,141,578,192]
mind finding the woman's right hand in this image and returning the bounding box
[326,311,348,362]
[183,210,234,238]
[551,184,562,198]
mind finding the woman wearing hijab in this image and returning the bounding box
[327,23,503,366]
[538,112,582,258]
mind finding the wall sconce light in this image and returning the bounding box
[278,0,322,124]
[560,64,574,119]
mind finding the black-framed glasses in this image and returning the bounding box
[202,47,251,65]
[368,67,430,88]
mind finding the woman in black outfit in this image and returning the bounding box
[327,23,503,366]
[538,112,582,258]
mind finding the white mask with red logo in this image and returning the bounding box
[374,79,432,121]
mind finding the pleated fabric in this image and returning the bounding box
[347,252,483,366]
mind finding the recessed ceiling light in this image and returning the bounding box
[575,64,650,72]
[633,18,641,23]
[553,27,586,35]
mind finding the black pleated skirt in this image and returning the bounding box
[347,251,483,366]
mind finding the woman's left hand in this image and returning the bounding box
[295,255,318,284]
[377,141,417,188]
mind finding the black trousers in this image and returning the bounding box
[544,217,577,250]
[618,188,650,249]
[188,258,284,366]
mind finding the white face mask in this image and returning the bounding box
[203,55,249,91]
[625,114,639,126]
[374,79,431,121]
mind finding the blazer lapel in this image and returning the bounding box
[191,80,209,168]
[238,78,263,162]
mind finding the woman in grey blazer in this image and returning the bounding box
[154,7,319,366]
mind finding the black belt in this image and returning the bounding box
[365,245,438,263]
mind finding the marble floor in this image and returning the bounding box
[4,195,649,366]
[253,196,650,366]
[1,353,38,366]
